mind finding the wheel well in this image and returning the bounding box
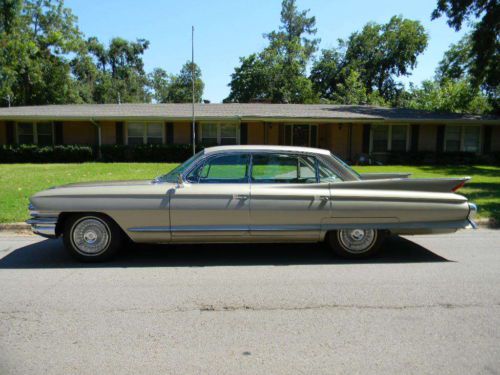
[56,212,130,240]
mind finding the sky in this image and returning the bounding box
[69,0,470,103]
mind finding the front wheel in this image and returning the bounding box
[63,214,122,262]
[326,229,385,258]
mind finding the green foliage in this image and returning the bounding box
[0,144,94,163]
[311,16,428,104]
[226,0,319,103]
[432,0,499,95]
[149,62,204,103]
[0,0,205,106]
[404,79,492,114]
[100,144,195,163]
[0,0,84,106]
[435,34,498,112]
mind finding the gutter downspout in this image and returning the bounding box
[90,119,102,160]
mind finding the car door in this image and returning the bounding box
[249,153,332,241]
[169,153,251,242]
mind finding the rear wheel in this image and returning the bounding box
[326,229,384,258]
[63,214,122,262]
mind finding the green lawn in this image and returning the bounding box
[0,163,498,223]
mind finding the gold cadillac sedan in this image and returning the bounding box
[27,145,477,262]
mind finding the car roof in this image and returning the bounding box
[203,145,331,156]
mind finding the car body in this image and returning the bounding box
[27,145,477,261]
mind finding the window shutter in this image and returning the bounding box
[483,125,492,153]
[436,125,445,152]
[410,124,419,152]
[54,122,64,144]
[362,124,371,153]
[278,124,284,145]
[115,122,124,145]
[165,122,174,144]
[6,121,15,144]
[240,123,248,144]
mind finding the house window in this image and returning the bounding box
[444,125,481,153]
[200,123,240,145]
[284,124,318,147]
[127,122,163,145]
[16,122,54,146]
[370,125,409,153]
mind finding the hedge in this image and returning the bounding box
[0,144,204,163]
[1,144,499,165]
[0,144,94,163]
[367,151,500,166]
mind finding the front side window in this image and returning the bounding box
[372,125,389,152]
[391,125,407,151]
[17,123,35,144]
[127,123,163,145]
[284,124,318,147]
[463,126,480,152]
[200,123,239,145]
[445,125,461,152]
[251,153,317,184]
[188,154,249,183]
[371,125,408,153]
[444,125,481,152]
[17,122,53,145]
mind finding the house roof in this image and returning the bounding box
[0,103,497,123]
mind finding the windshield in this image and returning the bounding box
[154,151,204,183]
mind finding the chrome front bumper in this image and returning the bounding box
[26,217,58,239]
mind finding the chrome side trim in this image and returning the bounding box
[322,219,471,231]
[128,220,472,235]
[128,226,170,232]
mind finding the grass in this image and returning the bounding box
[0,163,498,223]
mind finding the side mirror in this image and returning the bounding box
[177,174,184,187]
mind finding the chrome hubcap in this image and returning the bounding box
[71,218,110,255]
[338,229,377,254]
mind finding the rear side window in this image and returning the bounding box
[317,159,342,183]
[187,154,249,183]
[251,154,317,183]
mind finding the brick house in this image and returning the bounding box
[0,103,498,161]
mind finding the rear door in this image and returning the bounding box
[249,153,331,241]
[169,153,251,241]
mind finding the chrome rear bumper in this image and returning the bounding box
[468,203,478,229]
[26,217,58,239]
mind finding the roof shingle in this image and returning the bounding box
[0,103,497,122]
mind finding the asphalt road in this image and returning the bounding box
[0,230,499,375]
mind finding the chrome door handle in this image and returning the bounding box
[315,195,330,201]
[233,194,249,200]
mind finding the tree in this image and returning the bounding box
[436,34,498,112]
[432,0,499,91]
[0,0,83,106]
[311,16,427,104]
[343,16,428,100]
[226,0,319,103]
[148,62,204,103]
[405,79,491,114]
[70,37,152,103]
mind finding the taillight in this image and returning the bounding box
[452,180,466,192]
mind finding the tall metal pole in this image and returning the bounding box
[191,26,196,156]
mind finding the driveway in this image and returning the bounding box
[0,230,499,374]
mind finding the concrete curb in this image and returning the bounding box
[0,218,497,234]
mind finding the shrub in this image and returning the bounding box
[100,144,203,162]
[0,144,94,163]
